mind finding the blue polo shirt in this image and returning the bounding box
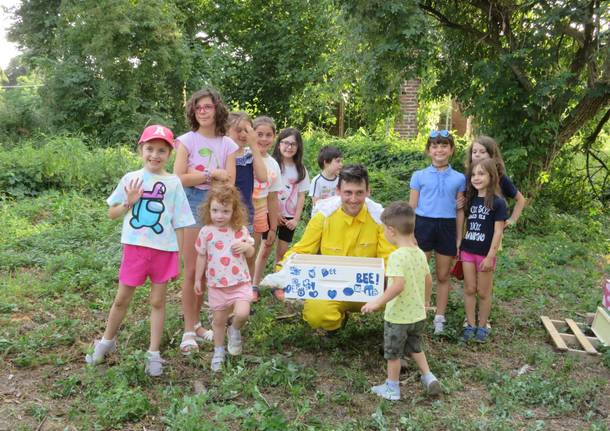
[409,165,466,219]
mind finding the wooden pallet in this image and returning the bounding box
[540,316,602,360]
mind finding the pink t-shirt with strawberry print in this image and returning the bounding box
[195,225,254,288]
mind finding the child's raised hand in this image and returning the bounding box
[361,300,381,314]
[124,178,143,206]
[245,124,258,149]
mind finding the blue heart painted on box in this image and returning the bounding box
[328,290,337,299]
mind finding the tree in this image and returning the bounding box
[341,0,610,186]
[9,0,193,143]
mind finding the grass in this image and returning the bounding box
[1,191,609,430]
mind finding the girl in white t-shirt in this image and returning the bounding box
[250,116,283,301]
[272,128,310,262]
[257,128,310,300]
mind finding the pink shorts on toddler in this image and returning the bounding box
[208,283,253,311]
[460,250,497,271]
[119,244,179,286]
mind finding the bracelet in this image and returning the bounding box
[123,202,133,209]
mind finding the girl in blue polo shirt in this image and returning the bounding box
[409,130,466,334]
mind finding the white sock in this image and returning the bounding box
[214,346,225,354]
[434,315,445,323]
[147,350,160,358]
[100,337,115,345]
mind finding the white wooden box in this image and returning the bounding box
[283,254,384,301]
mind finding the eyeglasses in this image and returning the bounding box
[195,104,215,113]
[429,130,450,138]
[280,140,298,148]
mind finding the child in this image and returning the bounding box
[194,185,255,371]
[174,87,238,354]
[227,111,268,281]
[460,159,508,342]
[268,127,310,266]
[409,130,465,334]
[465,135,526,227]
[250,116,283,301]
[309,145,342,207]
[85,125,195,376]
[362,201,441,400]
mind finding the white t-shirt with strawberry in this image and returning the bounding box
[195,225,254,288]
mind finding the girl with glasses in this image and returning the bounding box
[173,87,238,355]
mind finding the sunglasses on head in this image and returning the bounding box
[429,130,450,138]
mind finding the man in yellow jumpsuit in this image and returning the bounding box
[279,164,395,331]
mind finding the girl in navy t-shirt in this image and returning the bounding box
[460,159,508,343]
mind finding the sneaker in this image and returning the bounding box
[433,315,446,335]
[475,326,491,343]
[462,324,477,342]
[371,382,400,401]
[145,352,165,377]
[227,326,242,356]
[421,375,441,396]
[85,338,116,365]
[211,349,225,372]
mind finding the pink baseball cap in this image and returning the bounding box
[138,125,175,148]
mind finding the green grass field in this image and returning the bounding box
[1,191,609,430]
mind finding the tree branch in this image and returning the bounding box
[419,1,534,94]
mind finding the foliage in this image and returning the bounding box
[0,172,609,429]
[340,0,610,185]
[0,72,47,141]
[0,134,140,198]
[9,0,193,143]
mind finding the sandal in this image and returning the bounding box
[180,332,198,355]
[194,322,214,343]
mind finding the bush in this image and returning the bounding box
[0,134,140,198]
[302,129,468,205]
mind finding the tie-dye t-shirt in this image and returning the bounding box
[195,225,254,288]
[107,169,195,252]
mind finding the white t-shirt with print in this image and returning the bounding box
[252,155,283,199]
[308,173,338,200]
[279,164,310,217]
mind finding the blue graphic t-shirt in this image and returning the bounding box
[107,169,195,251]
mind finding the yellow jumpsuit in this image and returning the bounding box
[281,204,395,330]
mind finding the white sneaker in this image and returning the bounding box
[211,349,225,372]
[433,315,446,335]
[421,375,441,396]
[85,338,116,365]
[227,326,242,356]
[371,382,400,401]
[145,352,165,377]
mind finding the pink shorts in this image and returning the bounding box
[208,284,252,311]
[460,250,497,272]
[119,244,179,286]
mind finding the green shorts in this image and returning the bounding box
[384,319,426,359]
